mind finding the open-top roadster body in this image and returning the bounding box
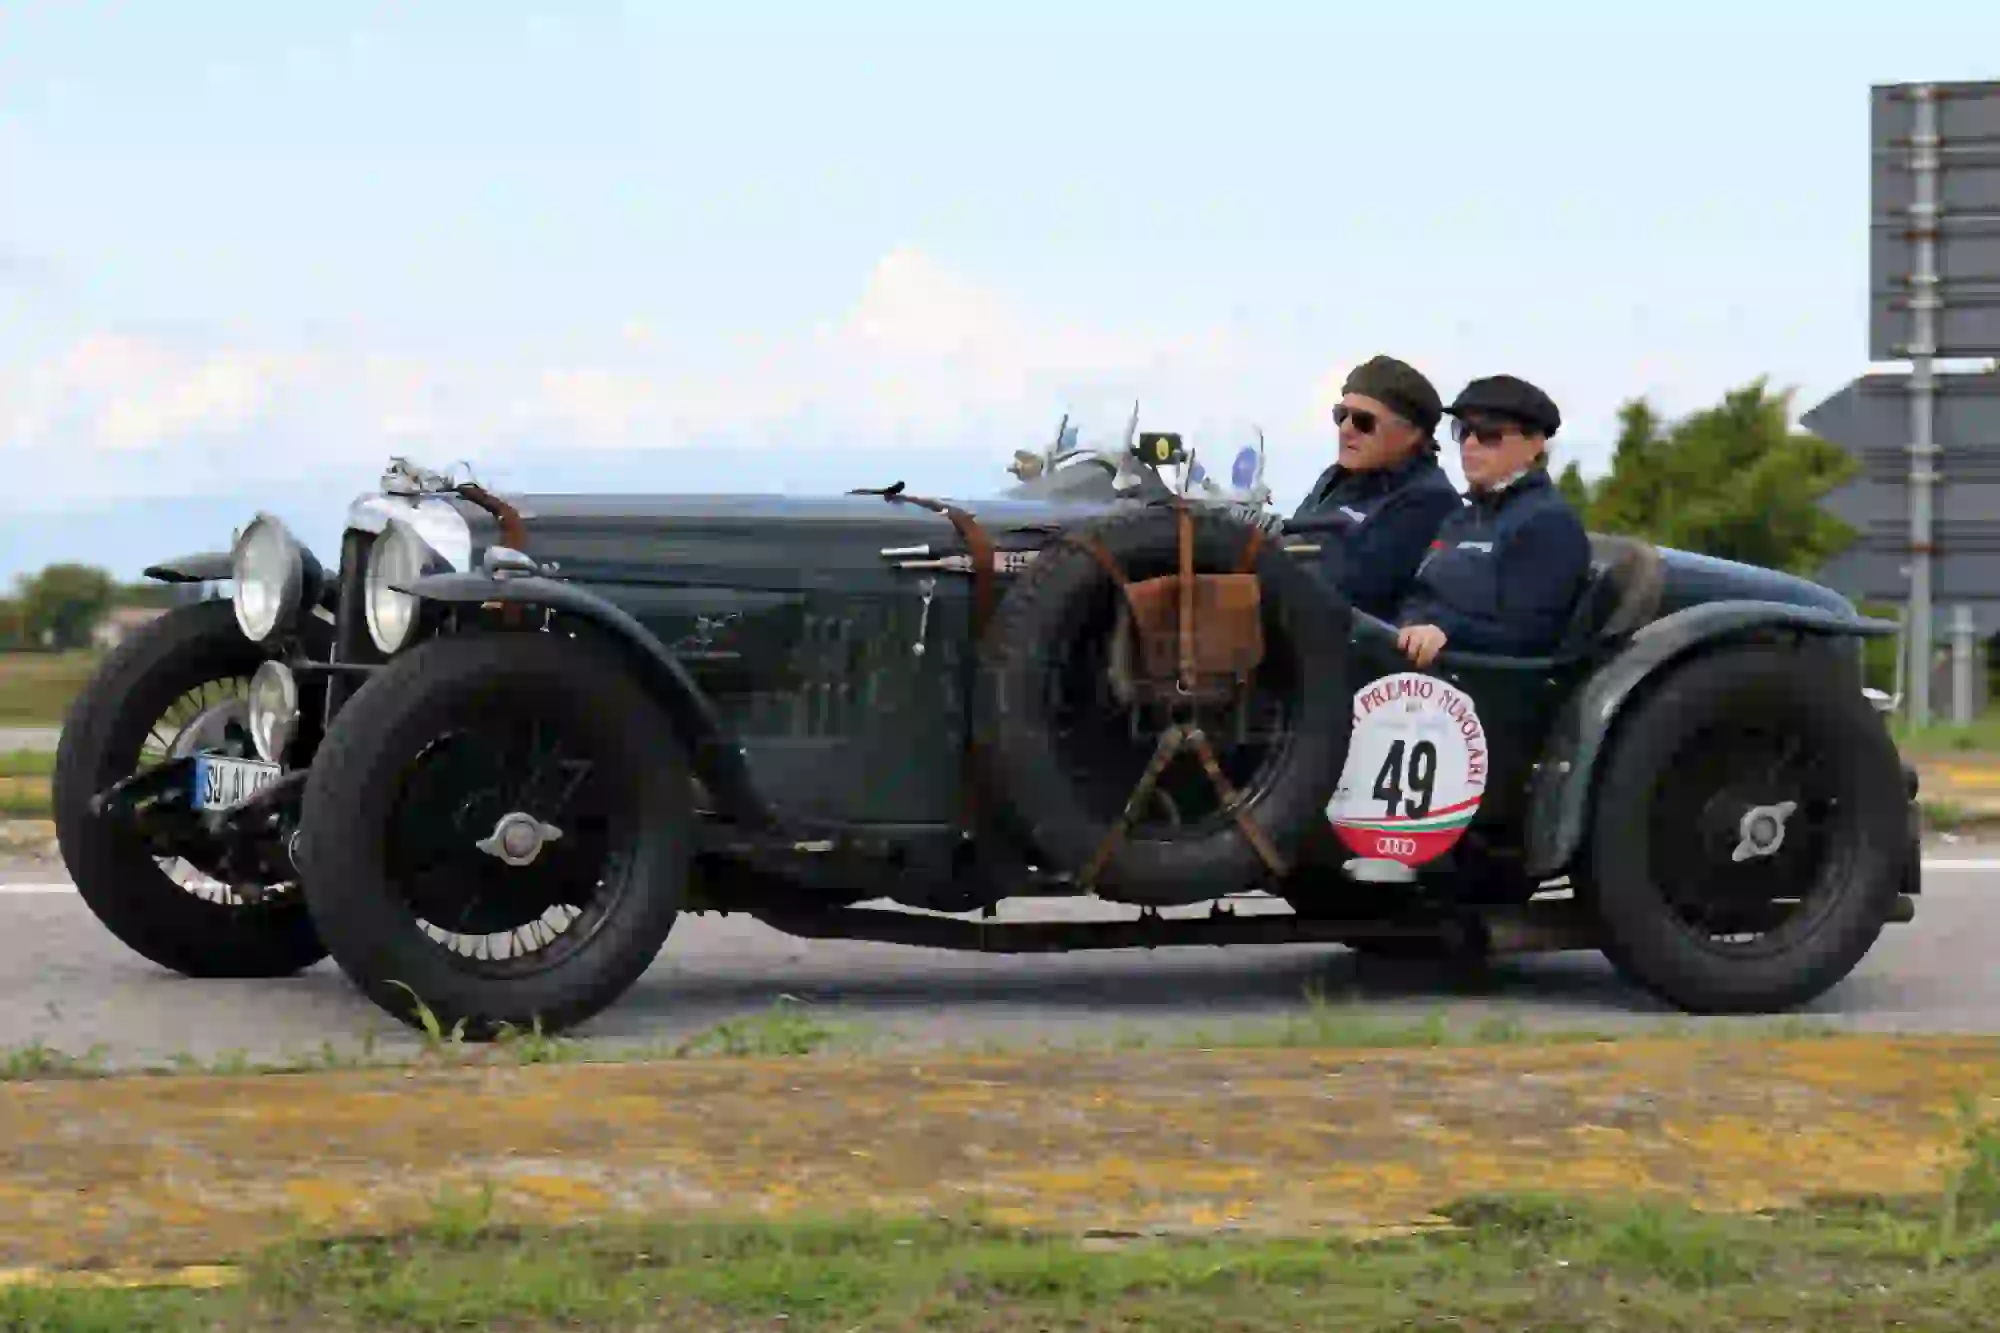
[51,424,1922,1037]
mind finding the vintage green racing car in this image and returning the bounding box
[50,420,1923,1038]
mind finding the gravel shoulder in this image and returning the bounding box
[0,1034,1995,1270]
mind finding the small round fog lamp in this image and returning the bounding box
[248,659,300,766]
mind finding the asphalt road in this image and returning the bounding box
[2,843,1997,1070]
[0,727,60,752]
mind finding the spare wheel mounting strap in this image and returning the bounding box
[1235,521,1267,573]
[1061,531,1128,588]
[1075,722,1288,892]
[855,484,1000,638]
[1078,723,1188,892]
[1185,726,1288,877]
[853,484,1002,845]
[1176,501,1196,695]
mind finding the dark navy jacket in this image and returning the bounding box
[1287,450,1463,622]
[1394,467,1593,658]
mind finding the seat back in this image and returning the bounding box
[1553,533,1666,655]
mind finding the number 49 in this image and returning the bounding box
[1372,739,1436,818]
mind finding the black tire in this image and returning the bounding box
[1580,641,1906,1014]
[296,629,691,1039]
[51,598,329,978]
[973,504,1354,903]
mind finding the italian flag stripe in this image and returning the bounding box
[1336,804,1480,824]
[1332,793,1480,833]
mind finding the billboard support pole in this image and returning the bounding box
[1906,83,1942,727]
[1952,603,1978,725]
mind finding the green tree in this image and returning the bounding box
[1555,460,1591,511]
[1566,379,1858,577]
[113,580,180,609]
[15,562,116,650]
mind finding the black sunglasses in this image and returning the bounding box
[1450,417,1523,446]
[1332,404,1382,434]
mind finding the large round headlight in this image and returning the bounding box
[365,521,431,654]
[231,514,306,643]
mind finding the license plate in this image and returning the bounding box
[191,754,283,811]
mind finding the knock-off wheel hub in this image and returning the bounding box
[475,811,564,867]
[1731,800,1798,863]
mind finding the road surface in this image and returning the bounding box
[0,727,60,753]
[2,841,1996,1070]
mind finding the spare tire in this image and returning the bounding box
[971,503,1354,904]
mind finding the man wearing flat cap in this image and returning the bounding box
[1287,354,1463,622]
[1393,373,1593,667]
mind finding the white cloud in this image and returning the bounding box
[506,247,1253,449]
[5,333,297,454]
[0,245,1270,514]
[44,245,1803,517]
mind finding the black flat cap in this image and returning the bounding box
[1445,374,1561,437]
[1342,355,1442,435]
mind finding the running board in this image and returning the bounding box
[746,898,1585,956]
[741,893,1915,956]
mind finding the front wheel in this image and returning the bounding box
[51,598,329,978]
[1580,642,1906,1014]
[295,629,693,1039]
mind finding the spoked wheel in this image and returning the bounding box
[386,721,630,971]
[50,599,329,977]
[1581,643,1906,1014]
[1648,728,1848,944]
[297,630,691,1038]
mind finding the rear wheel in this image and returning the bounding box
[296,630,691,1038]
[50,598,329,978]
[1581,642,1905,1013]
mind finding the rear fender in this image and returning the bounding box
[400,572,773,828]
[1522,599,1899,879]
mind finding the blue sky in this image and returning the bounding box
[3,1,1998,586]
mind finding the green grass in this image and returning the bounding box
[0,987,1859,1085]
[1894,709,2000,758]
[0,747,54,818]
[1923,799,2000,833]
[6,1111,1999,1331]
[0,749,54,778]
[0,650,97,726]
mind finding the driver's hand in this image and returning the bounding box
[1397,624,1448,668]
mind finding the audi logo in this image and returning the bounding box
[1375,836,1418,857]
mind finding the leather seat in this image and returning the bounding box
[1553,533,1666,656]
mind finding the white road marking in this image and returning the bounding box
[3,858,1998,897]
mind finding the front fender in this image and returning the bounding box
[1522,599,1898,879]
[400,572,773,828]
[142,552,233,584]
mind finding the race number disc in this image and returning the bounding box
[1325,672,1488,866]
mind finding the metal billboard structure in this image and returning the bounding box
[1805,371,2000,622]
[1870,81,2000,364]
[1810,80,2000,726]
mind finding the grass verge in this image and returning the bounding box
[4,1107,1998,1331]
[1924,799,2000,835]
[0,748,54,818]
[1896,709,2000,758]
[0,983,1854,1082]
[0,651,95,727]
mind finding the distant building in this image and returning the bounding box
[91,605,168,651]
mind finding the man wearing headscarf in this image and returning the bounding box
[1288,354,1463,622]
